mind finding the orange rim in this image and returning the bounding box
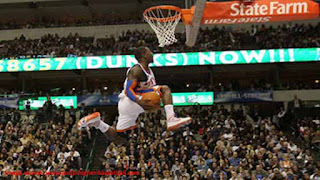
[143,5,182,23]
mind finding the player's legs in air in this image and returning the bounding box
[158,85,192,131]
[134,85,192,130]
[76,112,128,145]
[77,85,191,145]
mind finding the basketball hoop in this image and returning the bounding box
[143,6,182,47]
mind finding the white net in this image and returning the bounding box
[144,7,181,47]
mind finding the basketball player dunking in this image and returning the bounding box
[77,46,192,144]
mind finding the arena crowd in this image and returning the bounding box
[0,23,319,59]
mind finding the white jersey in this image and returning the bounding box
[120,63,156,96]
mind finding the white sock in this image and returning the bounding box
[164,104,175,120]
[97,120,110,133]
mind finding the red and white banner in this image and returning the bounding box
[201,0,319,24]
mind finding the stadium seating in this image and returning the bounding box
[0,23,319,59]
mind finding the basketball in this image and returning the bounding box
[141,92,161,110]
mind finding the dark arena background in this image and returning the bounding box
[0,0,320,180]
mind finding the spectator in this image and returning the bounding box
[254,165,268,179]
[312,130,320,145]
[43,95,53,120]
[229,152,241,168]
[310,168,320,179]
[0,107,90,179]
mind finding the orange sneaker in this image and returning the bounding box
[167,117,192,131]
[76,112,101,130]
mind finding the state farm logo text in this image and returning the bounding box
[230,1,308,16]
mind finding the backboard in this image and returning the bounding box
[144,0,319,47]
[184,0,206,47]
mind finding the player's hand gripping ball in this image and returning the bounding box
[141,92,161,111]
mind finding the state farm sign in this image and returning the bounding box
[201,0,319,25]
[230,2,308,16]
